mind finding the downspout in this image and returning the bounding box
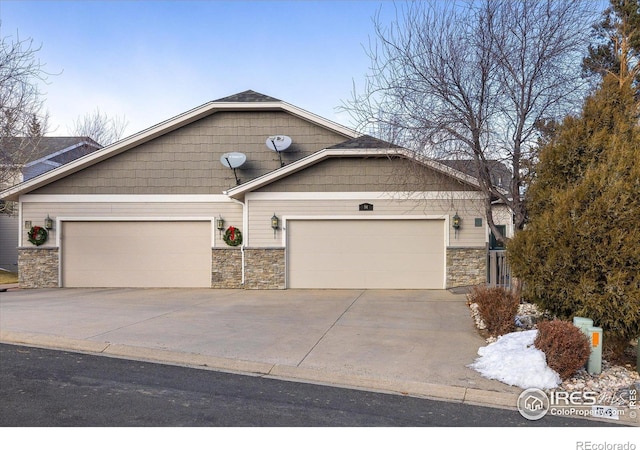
[226,194,246,286]
[17,198,23,248]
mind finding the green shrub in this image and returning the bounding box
[469,285,519,337]
[534,320,590,380]
[508,76,640,358]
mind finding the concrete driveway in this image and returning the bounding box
[0,288,522,407]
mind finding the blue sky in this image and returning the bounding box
[0,0,398,137]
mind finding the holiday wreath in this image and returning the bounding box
[28,225,48,246]
[223,226,243,247]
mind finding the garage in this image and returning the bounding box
[286,219,445,289]
[61,221,212,288]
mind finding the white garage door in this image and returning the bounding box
[287,219,445,289]
[62,221,211,288]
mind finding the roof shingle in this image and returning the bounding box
[213,90,281,103]
[327,135,403,150]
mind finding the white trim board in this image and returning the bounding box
[245,191,487,201]
[21,194,233,203]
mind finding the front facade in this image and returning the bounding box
[0,91,501,289]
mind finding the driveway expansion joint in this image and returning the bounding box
[296,289,366,367]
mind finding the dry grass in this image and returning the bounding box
[0,271,18,284]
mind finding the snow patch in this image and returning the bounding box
[469,329,561,390]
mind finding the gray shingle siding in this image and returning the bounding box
[31,111,350,195]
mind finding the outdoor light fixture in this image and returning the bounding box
[452,213,461,238]
[271,213,279,238]
[452,213,461,230]
[216,216,225,237]
[44,215,54,230]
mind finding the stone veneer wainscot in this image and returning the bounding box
[211,248,243,288]
[446,247,487,288]
[18,247,59,288]
[243,248,285,289]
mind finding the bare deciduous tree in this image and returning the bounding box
[0,30,52,214]
[344,0,597,242]
[0,31,51,188]
[69,107,128,146]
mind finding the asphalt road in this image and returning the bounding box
[0,343,622,427]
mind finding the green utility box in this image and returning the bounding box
[573,316,593,330]
[573,317,602,375]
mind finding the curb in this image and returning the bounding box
[0,283,19,292]
[0,330,517,409]
[1,330,636,426]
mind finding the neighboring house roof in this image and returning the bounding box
[0,136,102,181]
[0,91,359,201]
[23,138,102,181]
[1,136,100,162]
[327,136,509,190]
[438,159,511,190]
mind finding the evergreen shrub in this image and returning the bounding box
[508,76,640,357]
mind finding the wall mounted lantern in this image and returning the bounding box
[216,216,225,238]
[452,213,461,230]
[452,213,461,238]
[44,215,54,230]
[271,213,280,238]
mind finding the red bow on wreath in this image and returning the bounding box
[223,226,242,247]
[229,226,236,241]
[28,225,48,246]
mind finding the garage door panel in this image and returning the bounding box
[287,219,444,289]
[62,221,211,288]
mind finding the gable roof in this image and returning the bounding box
[0,91,359,201]
[224,139,484,200]
[0,92,508,203]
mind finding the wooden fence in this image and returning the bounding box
[488,250,511,289]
